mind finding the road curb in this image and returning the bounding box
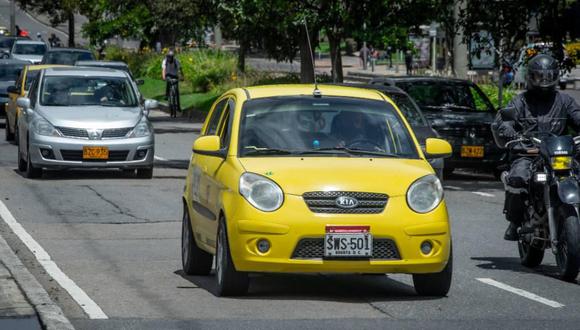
[0,230,74,329]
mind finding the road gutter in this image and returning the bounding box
[0,214,75,329]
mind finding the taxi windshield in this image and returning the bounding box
[238,96,418,158]
[40,76,138,107]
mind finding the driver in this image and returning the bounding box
[492,54,580,241]
[332,111,373,148]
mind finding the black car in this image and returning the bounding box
[0,59,29,120]
[74,60,143,84]
[371,76,506,177]
[336,83,444,179]
[41,48,95,65]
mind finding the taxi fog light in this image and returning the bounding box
[551,156,572,170]
[257,239,270,253]
[420,241,433,255]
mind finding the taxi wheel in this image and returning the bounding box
[136,167,153,179]
[25,143,42,179]
[412,248,453,297]
[5,121,14,141]
[181,206,212,275]
[216,217,249,296]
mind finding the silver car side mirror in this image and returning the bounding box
[144,99,159,111]
[17,97,30,110]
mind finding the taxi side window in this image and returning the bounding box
[218,99,234,148]
[15,70,24,91]
[205,99,228,135]
[28,77,39,108]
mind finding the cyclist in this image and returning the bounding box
[161,49,183,118]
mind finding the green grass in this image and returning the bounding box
[138,77,217,112]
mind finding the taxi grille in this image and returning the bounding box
[60,150,129,162]
[291,238,400,260]
[302,191,388,214]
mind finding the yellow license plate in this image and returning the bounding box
[461,146,484,158]
[83,146,109,160]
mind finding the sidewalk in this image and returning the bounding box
[0,261,39,329]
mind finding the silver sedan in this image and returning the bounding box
[16,67,157,178]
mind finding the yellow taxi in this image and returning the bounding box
[182,84,453,297]
[5,64,67,142]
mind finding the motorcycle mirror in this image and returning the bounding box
[499,107,517,122]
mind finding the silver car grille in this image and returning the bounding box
[56,127,132,139]
[291,238,400,260]
[302,191,388,214]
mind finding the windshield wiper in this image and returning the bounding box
[243,147,295,156]
[303,147,399,158]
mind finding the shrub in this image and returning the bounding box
[566,42,580,65]
[103,45,155,78]
[479,84,518,109]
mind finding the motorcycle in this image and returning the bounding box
[496,107,580,281]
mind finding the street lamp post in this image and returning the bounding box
[10,0,15,36]
[429,23,438,76]
[362,22,367,70]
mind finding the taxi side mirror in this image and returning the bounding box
[424,138,452,159]
[192,135,225,158]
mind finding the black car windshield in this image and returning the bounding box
[44,51,95,65]
[239,96,418,158]
[25,70,40,90]
[0,38,16,48]
[13,43,46,55]
[388,93,429,127]
[0,64,24,81]
[40,76,138,107]
[399,81,494,112]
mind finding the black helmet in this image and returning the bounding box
[526,54,559,91]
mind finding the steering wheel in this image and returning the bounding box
[345,138,384,151]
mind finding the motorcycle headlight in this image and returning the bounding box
[129,117,152,138]
[407,174,444,214]
[32,118,60,136]
[551,156,572,170]
[239,172,284,212]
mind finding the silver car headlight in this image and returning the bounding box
[239,172,284,212]
[407,174,444,213]
[31,118,61,137]
[129,117,152,138]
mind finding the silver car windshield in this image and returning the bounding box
[40,76,138,107]
[14,44,46,55]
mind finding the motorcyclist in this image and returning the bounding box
[492,54,580,241]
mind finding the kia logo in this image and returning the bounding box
[335,196,359,209]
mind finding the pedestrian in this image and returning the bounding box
[359,44,369,69]
[155,41,161,53]
[162,49,183,118]
[386,46,393,68]
[405,50,413,75]
[15,25,21,37]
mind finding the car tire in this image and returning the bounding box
[25,143,42,179]
[413,247,452,297]
[5,120,14,141]
[181,205,213,275]
[17,140,27,172]
[136,167,153,179]
[216,216,249,296]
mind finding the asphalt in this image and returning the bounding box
[1,96,580,329]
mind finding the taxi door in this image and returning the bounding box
[189,97,230,248]
[6,67,25,133]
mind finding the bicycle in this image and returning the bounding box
[167,77,179,118]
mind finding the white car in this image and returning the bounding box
[10,40,46,64]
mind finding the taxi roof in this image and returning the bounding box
[26,64,69,71]
[243,84,386,101]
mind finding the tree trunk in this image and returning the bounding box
[238,37,246,73]
[67,11,75,47]
[299,26,315,83]
[327,32,343,83]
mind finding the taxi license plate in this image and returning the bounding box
[324,226,372,258]
[83,146,109,160]
[461,145,484,158]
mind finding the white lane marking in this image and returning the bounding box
[472,191,495,197]
[444,185,462,190]
[154,155,168,161]
[477,278,565,308]
[0,201,108,319]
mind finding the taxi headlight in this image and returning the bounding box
[551,156,572,170]
[32,118,60,137]
[407,174,444,214]
[239,172,284,212]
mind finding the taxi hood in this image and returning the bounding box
[237,157,433,197]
